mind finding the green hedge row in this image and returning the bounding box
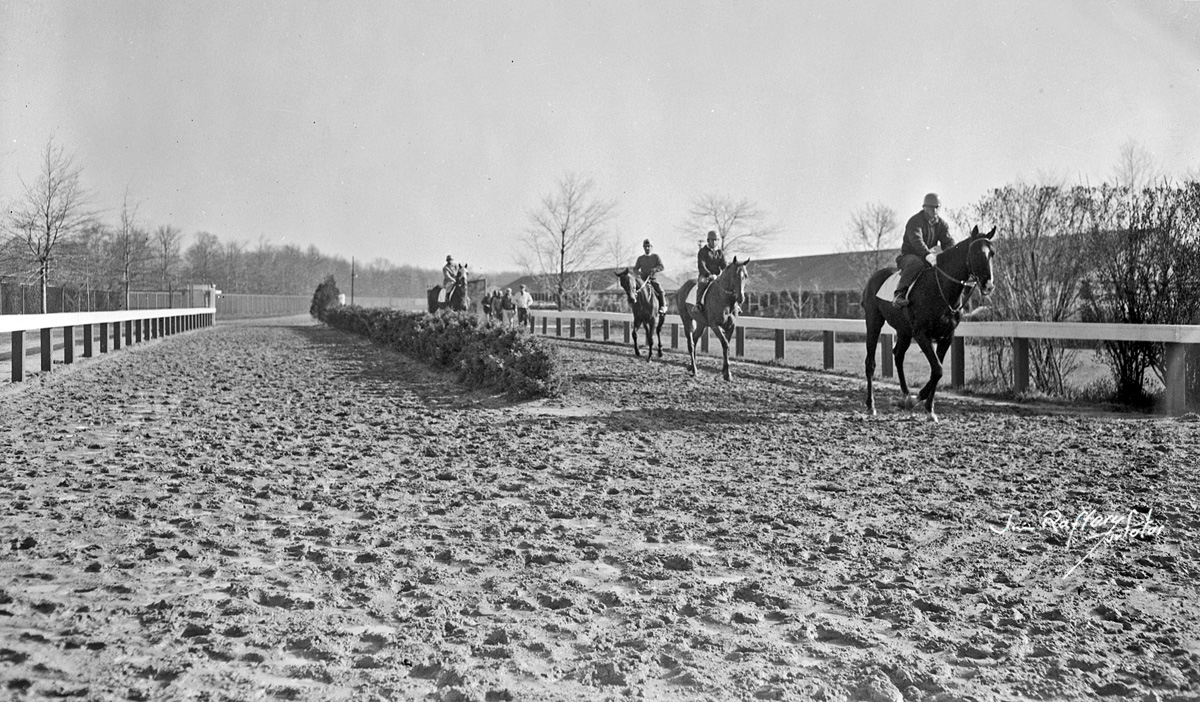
[320,306,567,398]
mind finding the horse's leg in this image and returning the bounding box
[916,336,954,416]
[913,334,944,422]
[655,315,664,359]
[893,332,914,409]
[687,316,705,377]
[864,316,883,416]
[715,324,732,381]
[632,322,642,357]
[644,320,654,362]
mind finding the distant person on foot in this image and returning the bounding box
[634,238,667,317]
[893,193,955,307]
[515,284,533,325]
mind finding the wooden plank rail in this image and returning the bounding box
[528,311,1200,416]
[1,308,216,383]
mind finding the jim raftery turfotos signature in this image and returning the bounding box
[991,508,1166,579]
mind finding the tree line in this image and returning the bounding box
[1,138,441,313]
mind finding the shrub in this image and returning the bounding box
[310,275,341,320]
[321,307,566,398]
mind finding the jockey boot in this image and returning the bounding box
[893,290,909,307]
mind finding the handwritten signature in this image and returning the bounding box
[991,508,1165,578]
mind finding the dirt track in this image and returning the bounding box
[1,319,1198,701]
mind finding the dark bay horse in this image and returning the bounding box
[862,226,996,421]
[427,265,470,313]
[615,268,663,360]
[675,257,749,380]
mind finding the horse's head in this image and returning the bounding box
[721,256,750,306]
[966,226,996,296]
[615,268,635,300]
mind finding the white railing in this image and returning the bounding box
[1,308,216,383]
[527,311,1200,415]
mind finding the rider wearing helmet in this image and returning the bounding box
[697,230,727,304]
[634,238,667,317]
[893,193,955,307]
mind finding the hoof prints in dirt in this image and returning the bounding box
[0,325,1197,700]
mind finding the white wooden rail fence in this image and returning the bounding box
[527,311,1200,416]
[1,308,216,383]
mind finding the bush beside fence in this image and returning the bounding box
[321,306,566,398]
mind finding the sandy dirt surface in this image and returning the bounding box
[1,320,1198,701]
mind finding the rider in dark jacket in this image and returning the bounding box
[634,238,667,317]
[893,193,955,307]
[697,230,727,302]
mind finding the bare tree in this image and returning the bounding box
[185,231,223,288]
[517,173,616,310]
[677,194,778,261]
[153,224,183,303]
[109,191,152,309]
[840,201,900,281]
[971,184,1096,395]
[1112,139,1161,191]
[4,138,93,312]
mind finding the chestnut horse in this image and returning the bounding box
[862,226,996,421]
[615,268,663,360]
[675,257,749,380]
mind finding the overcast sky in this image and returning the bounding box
[3,0,1199,278]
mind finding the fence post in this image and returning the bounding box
[100,323,109,353]
[114,321,123,350]
[701,329,709,353]
[83,324,93,357]
[542,316,548,335]
[882,334,893,378]
[11,331,24,382]
[951,337,965,390]
[41,328,52,372]
[1164,342,1187,416]
[124,320,132,346]
[623,321,630,343]
[775,329,785,360]
[602,319,610,341]
[569,318,576,338]
[1013,337,1030,393]
[735,326,745,357]
[823,331,835,370]
[584,319,591,340]
[671,323,679,349]
[63,326,74,364]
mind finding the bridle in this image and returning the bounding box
[714,265,746,309]
[931,244,987,313]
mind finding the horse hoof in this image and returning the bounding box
[928,412,940,423]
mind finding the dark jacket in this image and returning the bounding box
[900,211,955,258]
[697,246,727,279]
[634,253,665,281]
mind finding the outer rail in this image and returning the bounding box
[1,308,216,383]
[526,311,1199,416]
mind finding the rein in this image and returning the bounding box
[931,260,977,313]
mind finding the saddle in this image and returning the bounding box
[876,270,917,304]
[685,280,713,308]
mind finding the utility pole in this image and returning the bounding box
[351,257,356,306]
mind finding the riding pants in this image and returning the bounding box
[895,254,928,295]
